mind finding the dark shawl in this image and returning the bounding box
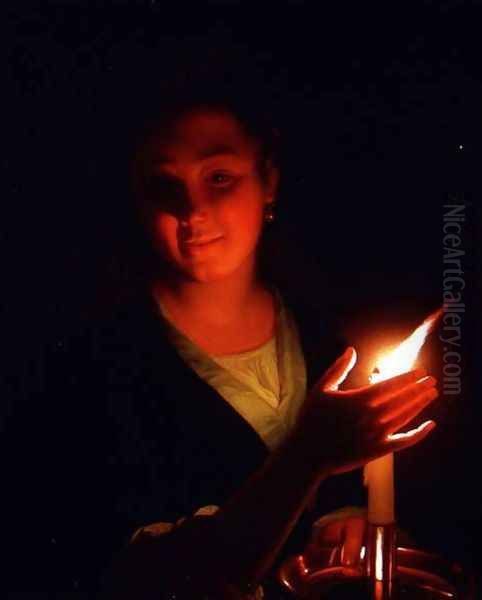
[1,284,365,594]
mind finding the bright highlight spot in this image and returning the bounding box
[360,545,366,561]
[369,308,443,384]
[388,419,434,441]
[375,527,384,581]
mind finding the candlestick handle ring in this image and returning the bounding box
[278,522,476,599]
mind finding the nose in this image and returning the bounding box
[177,185,210,224]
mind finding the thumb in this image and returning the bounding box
[341,516,366,567]
[321,347,357,392]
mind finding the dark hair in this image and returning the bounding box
[128,83,282,191]
[120,34,282,176]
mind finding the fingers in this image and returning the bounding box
[357,367,428,398]
[381,387,438,431]
[388,420,437,453]
[370,375,437,408]
[321,347,357,392]
[313,519,345,545]
[341,517,365,567]
[311,515,366,571]
[376,377,437,419]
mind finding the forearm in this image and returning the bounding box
[208,430,325,586]
[105,431,327,598]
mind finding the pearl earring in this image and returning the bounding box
[264,202,276,224]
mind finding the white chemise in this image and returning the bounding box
[153,285,308,452]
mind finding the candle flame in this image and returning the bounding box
[369,308,443,384]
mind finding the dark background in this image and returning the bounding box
[3,0,481,586]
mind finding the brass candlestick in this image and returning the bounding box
[277,521,475,599]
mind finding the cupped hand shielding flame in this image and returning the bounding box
[369,307,443,442]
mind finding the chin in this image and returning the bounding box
[176,258,242,283]
[186,267,235,283]
[170,247,255,284]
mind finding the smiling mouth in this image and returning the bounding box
[185,236,223,246]
[183,236,224,254]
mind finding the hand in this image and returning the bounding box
[304,508,367,575]
[303,507,418,575]
[293,347,438,477]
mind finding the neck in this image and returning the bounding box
[152,253,268,328]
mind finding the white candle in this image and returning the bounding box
[364,453,395,524]
[363,308,443,525]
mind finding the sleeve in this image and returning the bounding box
[129,504,220,544]
[105,504,265,600]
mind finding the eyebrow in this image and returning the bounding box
[151,144,242,166]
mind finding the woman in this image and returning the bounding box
[2,84,438,598]
[101,82,438,597]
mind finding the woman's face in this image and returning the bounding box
[132,109,279,283]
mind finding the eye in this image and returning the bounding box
[208,171,235,187]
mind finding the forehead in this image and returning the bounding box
[139,109,259,166]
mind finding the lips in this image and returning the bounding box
[182,235,224,255]
[185,235,223,246]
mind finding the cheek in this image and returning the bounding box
[222,181,266,241]
[151,214,179,258]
